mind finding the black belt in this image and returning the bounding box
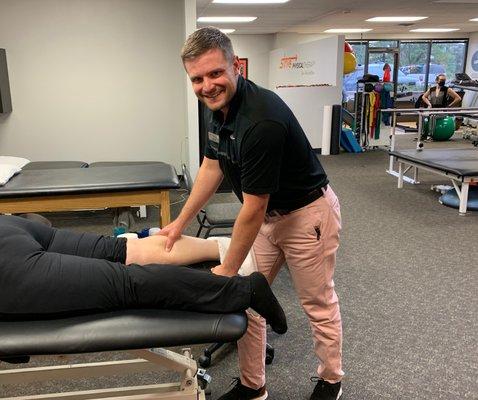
[266,186,326,217]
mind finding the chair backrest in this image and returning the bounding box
[181,164,193,193]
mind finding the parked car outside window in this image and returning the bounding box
[400,63,446,86]
[343,63,417,96]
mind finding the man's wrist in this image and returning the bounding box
[175,214,191,230]
[222,260,240,275]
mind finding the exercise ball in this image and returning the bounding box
[344,52,357,75]
[374,83,383,93]
[423,117,455,141]
[433,117,455,141]
[344,42,354,53]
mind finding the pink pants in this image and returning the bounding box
[238,186,343,388]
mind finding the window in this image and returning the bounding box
[429,41,466,86]
[342,42,367,100]
[369,40,398,48]
[341,38,468,103]
[399,41,429,92]
[348,42,366,66]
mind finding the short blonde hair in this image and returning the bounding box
[181,27,235,64]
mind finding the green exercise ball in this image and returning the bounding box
[423,116,455,141]
[433,116,455,141]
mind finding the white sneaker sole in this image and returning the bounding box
[254,390,268,400]
[336,387,343,399]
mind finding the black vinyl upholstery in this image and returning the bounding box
[0,310,247,357]
[22,161,89,170]
[0,164,180,198]
[89,161,167,167]
[389,148,478,177]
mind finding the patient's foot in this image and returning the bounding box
[249,272,287,334]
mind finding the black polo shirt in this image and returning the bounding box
[204,76,328,212]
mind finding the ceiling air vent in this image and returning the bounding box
[398,23,415,26]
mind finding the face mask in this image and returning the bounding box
[438,81,445,87]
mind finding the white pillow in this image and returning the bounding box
[0,156,30,169]
[0,163,21,186]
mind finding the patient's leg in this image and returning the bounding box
[0,217,286,333]
[125,235,219,266]
[1,214,219,267]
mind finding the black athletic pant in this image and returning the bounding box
[0,215,250,317]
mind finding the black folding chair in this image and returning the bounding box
[182,164,241,238]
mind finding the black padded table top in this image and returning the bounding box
[0,310,247,357]
[389,148,478,177]
[22,161,89,170]
[0,164,180,198]
[89,161,166,167]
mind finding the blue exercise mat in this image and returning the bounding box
[439,186,478,211]
[340,129,362,153]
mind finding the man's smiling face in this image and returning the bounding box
[184,48,240,116]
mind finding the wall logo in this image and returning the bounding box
[472,50,478,72]
[279,54,316,75]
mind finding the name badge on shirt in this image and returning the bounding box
[208,132,220,144]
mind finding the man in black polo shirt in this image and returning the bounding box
[160,27,343,400]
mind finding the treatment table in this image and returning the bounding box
[389,148,478,215]
[0,309,247,399]
[0,163,180,226]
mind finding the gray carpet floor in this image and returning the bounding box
[1,136,477,399]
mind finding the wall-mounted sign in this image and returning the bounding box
[269,36,343,88]
[472,50,478,72]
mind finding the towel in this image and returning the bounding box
[0,163,21,186]
[207,236,258,276]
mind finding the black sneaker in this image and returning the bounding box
[217,378,268,400]
[309,377,342,400]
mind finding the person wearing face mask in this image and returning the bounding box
[421,74,461,108]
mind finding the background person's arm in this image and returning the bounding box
[422,89,432,108]
[447,88,462,107]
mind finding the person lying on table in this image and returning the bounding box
[0,214,287,336]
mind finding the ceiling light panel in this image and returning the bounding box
[213,0,289,3]
[366,16,428,22]
[219,29,236,33]
[410,28,460,32]
[433,0,478,3]
[197,16,257,23]
[324,28,373,33]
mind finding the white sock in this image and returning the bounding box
[207,236,258,276]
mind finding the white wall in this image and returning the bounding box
[465,32,478,79]
[276,86,341,149]
[274,33,330,49]
[184,0,200,178]
[462,32,478,108]
[229,34,274,88]
[0,0,188,170]
[270,36,344,150]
